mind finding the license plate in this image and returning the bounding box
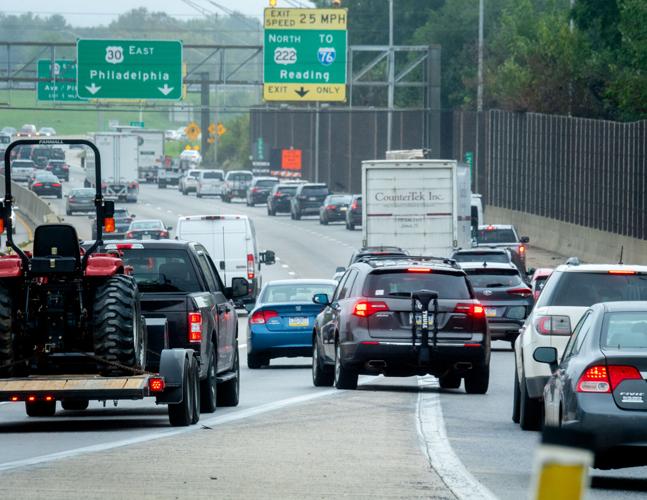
[340,207,347,211]
[288,317,308,327]
[410,313,434,328]
[142,234,151,240]
[485,308,497,318]
[309,197,317,201]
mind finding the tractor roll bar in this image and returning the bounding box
[3,139,106,267]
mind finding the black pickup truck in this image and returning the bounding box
[98,240,248,412]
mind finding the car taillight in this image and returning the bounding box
[148,377,165,393]
[608,269,636,275]
[63,165,69,170]
[533,290,541,301]
[251,187,260,193]
[68,196,76,201]
[352,299,389,317]
[126,231,134,238]
[575,365,638,393]
[351,200,358,210]
[32,182,43,187]
[160,230,169,238]
[454,303,485,318]
[129,181,139,189]
[534,315,571,335]
[52,182,61,187]
[250,310,279,324]
[247,253,255,280]
[407,268,431,273]
[325,204,335,210]
[507,287,532,297]
[45,166,52,170]
[188,312,202,343]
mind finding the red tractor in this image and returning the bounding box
[0,139,146,416]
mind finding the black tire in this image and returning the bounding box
[190,356,200,424]
[294,210,301,221]
[168,357,194,427]
[247,352,264,369]
[66,209,72,216]
[464,364,489,394]
[93,275,146,377]
[199,345,217,413]
[62,399,89,411]
[512,365,521,424]
[182,189,188,196]
[312,337,334,387]
[290,210,295,220]
[158,183,166,189]
[0,284,16,378]
[439,373,462,389]
[26,400,56,417]
[348,222,355,231]
[196,193,203,198]
[334,341,357,390]
[217,343,240,407]
[268,207,275,216]
[519,375,542,430]
[57,193,62,199]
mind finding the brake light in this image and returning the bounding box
[534,315,571,335]
[351,200,358,210]
[0,217,4,234]
[407,268,431,273]
[126,232,134,239]
[129,181,139,189]
[188,312,202,343]
[104,243,144,250]
[250,310,279,324]
[251,187,260,193]
[577,366,610,393]
[104,217,116,233]
[518,245,526,254]
[352,300,389,317]
[160,230,169,238]
[486,225,495,231]
[148,377,165,393]
[325,204,335,210]
[247,253,255,280]
[52,182,61,187]
[454,303,485,318]
[32,182,43,187]
[608,270,637,275]
[507,287,532,297]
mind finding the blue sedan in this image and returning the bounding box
[247,279,338,369]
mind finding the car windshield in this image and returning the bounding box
[131,220,163,230]
[465,269,523,288]
[364,271,471,299]
[203,171,223,180]
[602,312,647,349]
[476,228,518,244]
[118,249,198,293]
[260,283,337,304]
[454,252,510,264]
[302,186,328,196]
[543,272,647,307]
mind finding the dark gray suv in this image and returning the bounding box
[290,183,329,220]
[311,256,491,393]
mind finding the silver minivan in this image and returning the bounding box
[196,169,225,198]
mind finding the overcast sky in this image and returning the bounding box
[5,0,315,26]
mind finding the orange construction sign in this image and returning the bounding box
[282,149,302,170]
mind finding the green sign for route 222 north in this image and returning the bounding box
[77,39,183,100]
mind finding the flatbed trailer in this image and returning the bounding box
[0,348,202,427]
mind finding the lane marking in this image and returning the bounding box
[416,376,497,500]
[281,264,289,269]
[288,271,296,276]
[0,376,377,473]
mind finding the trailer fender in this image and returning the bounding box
[156,349,193,404]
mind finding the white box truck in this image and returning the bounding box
[361,159,471,257]
[86,133,139,202]
[112,126,165,182]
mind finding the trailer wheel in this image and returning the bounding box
[62,399,89,411]
[168,357,194,427]
[93,275,146,376]
[0,284,16,378]
[26,400,56,417]
[217,342,240,407]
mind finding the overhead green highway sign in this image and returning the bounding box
[37,59,84,102]
[76,39,183,100]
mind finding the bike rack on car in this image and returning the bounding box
[411,290,439,365]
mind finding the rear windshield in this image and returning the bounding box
[203,171,224,180]
[32,148,51,158]
[302,186,328,196]
[602,312,647,349]
[119,249,199,293]
[260,283,337,304]
[454,252,510,264]
[540,272,647,307]
[228,172,252,181]
[114,209,129,218]
[70,188,94,197]
[189,171,200,179]
[364,271,471,299]
[131,220,163,230]
[0,136,10,144]
[534,276,549,291]
[256,179,278,187]
[465,269,523,288]
[49,160,65,165]
[476,229,517,244]
[12,160,34,167]
[329,195,351,204]
[276,185,297,194]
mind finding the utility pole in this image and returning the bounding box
[477,0,484,112]
[386,0,394,151]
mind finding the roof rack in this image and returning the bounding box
[356,255,459,269]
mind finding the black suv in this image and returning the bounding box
[267,182,301,215]
[246,177,279,206]
[291,183,329,220]
[345,195,362,230]
[312,256,490,393]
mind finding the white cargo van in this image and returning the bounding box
[175,215,275,307]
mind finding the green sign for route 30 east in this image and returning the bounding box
[77,39,183,100]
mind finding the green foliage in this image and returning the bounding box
[217,115,251,169]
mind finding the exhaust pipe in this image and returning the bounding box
[454,362,473,371]
[366,360,387,371]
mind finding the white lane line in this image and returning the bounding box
[281,264,289,269]
[0,377,377,473]
[156,207,162,211]
[416,376,497,500]
[288,271,296,276]
[166,210,173,214]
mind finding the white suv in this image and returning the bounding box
[513,262,647,430]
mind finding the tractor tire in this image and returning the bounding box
[93,275,146,377]
[0,284,17,378]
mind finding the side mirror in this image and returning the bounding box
[227,277,249,299]
[335,266,346,273]
[312,293,330,306]
[520,236,530,244]
[533,347,558,373]
[527,267,536,276]
[131,214,136,218]
[166,225,173,231]
[260,250,276,265]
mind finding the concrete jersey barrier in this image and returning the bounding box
[0,174,61,228]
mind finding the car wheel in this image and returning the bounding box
[312,337,334,387]
[348,222,355,231]
[439,373,461,389]
[199,345,217,413]
[247,352,264,369]
[464,364,489,394]
[512,364,521,424]
[519,374,542,430]
[66,209,72,216]
[217,343,240,407]
[294,210,301,221]
[197,193,202,198]
[334,341,357,390]
[290,210,295,220]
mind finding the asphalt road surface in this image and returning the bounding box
[1,160,646,498]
